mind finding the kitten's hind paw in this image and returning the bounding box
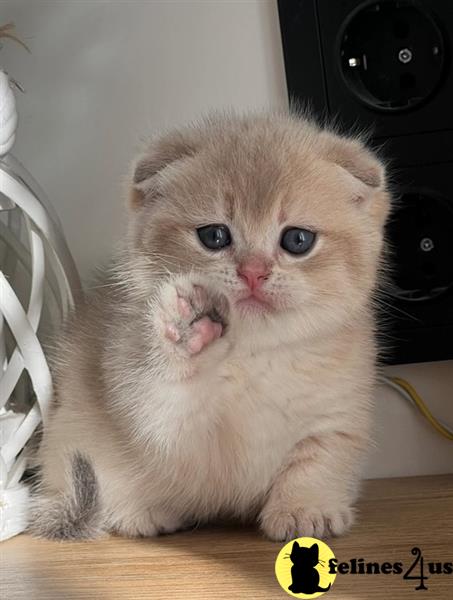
[110,509,184,538]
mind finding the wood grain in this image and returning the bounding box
[2,475,452,599]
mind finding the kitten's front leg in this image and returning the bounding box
[149,277,230,380]
[259,429,368,541]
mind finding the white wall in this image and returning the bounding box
[2,0,452,478]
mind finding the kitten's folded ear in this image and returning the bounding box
[130,128,199,208]
[319,131,385,191]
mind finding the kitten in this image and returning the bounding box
[29,111,390,541]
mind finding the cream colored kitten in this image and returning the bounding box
[30,112,390,542]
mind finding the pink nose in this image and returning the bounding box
[237,258,271,291]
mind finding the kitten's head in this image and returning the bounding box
[126,112,390,346]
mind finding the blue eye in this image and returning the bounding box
[280,227,316,255]
[197,224,232,250]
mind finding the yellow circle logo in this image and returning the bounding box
[275,537,337,598]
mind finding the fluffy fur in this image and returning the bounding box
[29,111,390,541]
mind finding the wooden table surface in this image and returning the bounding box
[2,475,452,599]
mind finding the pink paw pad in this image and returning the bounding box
[177,297,192,319]
[165,323,181,342]
[187,317,223,354]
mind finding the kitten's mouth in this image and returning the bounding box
[235,294,273,314]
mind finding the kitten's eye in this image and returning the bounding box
[280,227,316,255]
[197,224,232,250]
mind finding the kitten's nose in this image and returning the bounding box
[237,258,272,291]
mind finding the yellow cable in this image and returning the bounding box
[390,376,453,442]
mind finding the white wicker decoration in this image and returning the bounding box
[0,70,80,540]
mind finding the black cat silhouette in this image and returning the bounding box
[287,541,331,595]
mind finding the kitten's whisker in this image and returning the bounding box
[373,297,421,323]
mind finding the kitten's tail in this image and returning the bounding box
[28,452,104,540]
[317,583,332,592]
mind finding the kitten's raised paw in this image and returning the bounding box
[259,505,355,542]
[155,280,229,357]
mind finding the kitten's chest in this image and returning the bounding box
[163,350,312,488]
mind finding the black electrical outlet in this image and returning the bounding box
[278,0,453,364]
